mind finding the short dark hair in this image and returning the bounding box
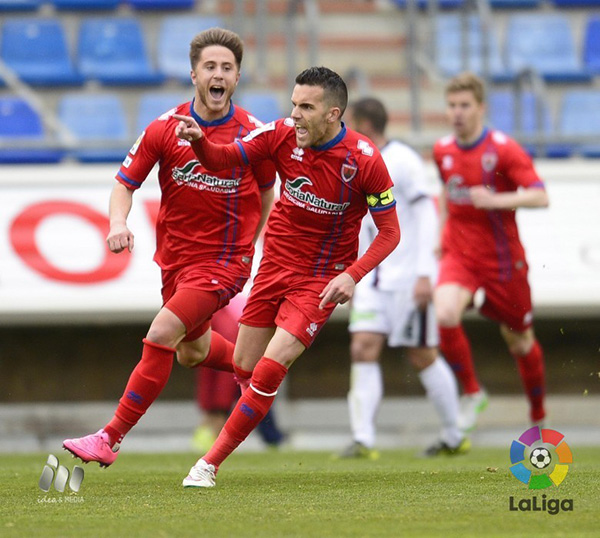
[189,27,244,70]
[351,97,388,134]
[295,66,348,114]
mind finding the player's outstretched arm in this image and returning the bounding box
[470,185,549,210]
[107,182,134,253]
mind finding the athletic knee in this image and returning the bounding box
[407,348,437,371]
[436,306,462,328]
[350,339,380,363]
[176,348,204,368]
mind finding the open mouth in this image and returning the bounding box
[209,86,225,100]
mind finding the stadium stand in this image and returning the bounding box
[157,15,223,82]
[558,90,600,157]
[0,0,40,10]
[58,93,130,162]
[583,15,600,75]
[237,91,283,124]
[127,0,196,9]
[0,96,63,163]
[434,14,507,79]
[136,91,189,134]
[488,90,570,157]
[77,17,164,86]
[53,0,121,9]
[504,13,591,82]
[0,19,84,86]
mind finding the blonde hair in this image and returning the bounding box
[445,72,485,104]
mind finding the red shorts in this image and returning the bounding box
[161,258,251,340]
[240,258,337,349]
[438,252,534,331]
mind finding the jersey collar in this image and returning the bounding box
[311,122,347,151]
[455,127,488,150]
[190,98,235,127]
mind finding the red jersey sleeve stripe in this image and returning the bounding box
[116,171,142,189]
[260,178,276,190]
[235,140,250,165]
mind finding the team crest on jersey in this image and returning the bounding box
[481,152,498,172]
[172,160,241,192]
[340,153,358,183]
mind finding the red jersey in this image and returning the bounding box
[433,128,545,280]
[235,119,396,278]
[116,100,276,271]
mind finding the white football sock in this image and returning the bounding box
[418,357,462,447]
[347,362,383,448]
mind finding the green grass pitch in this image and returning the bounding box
[1,448,598,537]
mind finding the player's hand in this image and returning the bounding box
[470,185,498,209]
[173,114,203,142]
[107,223,134,253]
[318,272,356,310]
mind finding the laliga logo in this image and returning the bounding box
[508,426,574,515]
[509,426,572,489]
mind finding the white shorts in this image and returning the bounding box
[348,283,439,348]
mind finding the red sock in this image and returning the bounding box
[198,332,235,372]
[513,340,546,422]
[204,357,288,468]
[439,326,480,394]
[233,363,252,394]
[105,338,175,445]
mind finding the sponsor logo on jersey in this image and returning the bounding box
[284,177,350,214]
[446,174,472,204]
[306,322,319,337]
[357,139,374,157]
[482,152,498,172]
[122,156,132,168]
[129,131,145,155]
[442,155,453,170]
[172,160,242,192]
[291,147,304,162]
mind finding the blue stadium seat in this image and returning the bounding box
[435,14,507,80]
[558,91,600,157]
[157,16,223,82]
[136,92,189,134]
[552,1,600,6]
[0,19,84,86]
[488,91,568,157]
[58,93,130,162]
[237,92,283,124]
[392,0,463,8]
[489,0,540,7]
[127,0,195,9]
[77,17,164,85]
[0,96,63,163]
[505,14,591,83]
[584,16,600,75]
[0,0,41,11]
[53,0,121,9]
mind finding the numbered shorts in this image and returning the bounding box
[161,257,251,341]
[349,281,439,348]
[240,257,337,349]
[438,252,533,332]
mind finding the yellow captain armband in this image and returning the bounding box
[367,188,395,209]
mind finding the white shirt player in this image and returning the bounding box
[357,140,438,291]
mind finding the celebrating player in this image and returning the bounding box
[63,28,275,466]
[338,97,466,459]
[433,72,549,433]
[174,66,401,487]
